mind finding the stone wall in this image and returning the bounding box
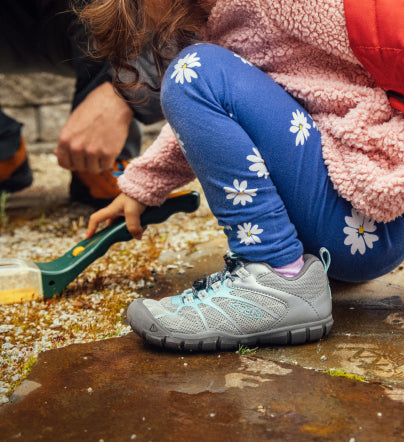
[0,73,75,153]
[1,73,164,154]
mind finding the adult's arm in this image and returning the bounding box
[55,8,164,173]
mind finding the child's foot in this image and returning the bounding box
[127,252,333,351]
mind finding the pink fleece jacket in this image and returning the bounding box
[119,0,404,223]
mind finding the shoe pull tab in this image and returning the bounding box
[319,247,331,273]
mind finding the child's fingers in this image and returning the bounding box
[86,205,119,238]
[85,193,145,240]
[124,204,145,239]
[85,213,103,239]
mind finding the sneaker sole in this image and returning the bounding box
[127,299,334,352]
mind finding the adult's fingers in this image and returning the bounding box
[54,142,73,170]
[81,148,115,173]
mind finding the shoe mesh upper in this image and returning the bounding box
[225,291,287,317]
[159,296,183,313]
[198,304,240,334]
[157,306,205,334]
[256,261,328,301]
[213,296,283,334]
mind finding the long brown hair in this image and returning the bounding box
[78,0,209,94]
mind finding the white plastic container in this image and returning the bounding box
[0,258,43,304]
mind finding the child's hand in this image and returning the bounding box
[86,193,147,240]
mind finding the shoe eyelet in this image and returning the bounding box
[235,268,250,279]
[212,281,221,291]
[197,290,208,300]
[183,294,194,304]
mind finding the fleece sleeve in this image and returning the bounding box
[118,123,196,206]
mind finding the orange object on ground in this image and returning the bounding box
[0,137,27,181]
[71,159,131,206]
[0,137,33,192]
[343,0,404,112]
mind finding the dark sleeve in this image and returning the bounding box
[69,20,164,124]
[114,47,165,125]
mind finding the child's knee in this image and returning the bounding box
[163,43,222,83]
[161,43,228,110]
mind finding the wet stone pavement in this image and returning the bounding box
[0,333,403,442]
[1,245,403,441]
[0,154,403,441]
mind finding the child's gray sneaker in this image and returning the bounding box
[127,250,333,351]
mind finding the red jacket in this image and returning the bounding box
[344,0,404,112]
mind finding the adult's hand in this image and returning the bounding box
[55,82,133,173]
[86,193,147,240]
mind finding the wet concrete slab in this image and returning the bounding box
[1,193,403,440]
[1,333,404,442]
[260,277,404,388]
[261,306,404,388]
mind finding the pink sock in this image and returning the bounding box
[273,256,304,278]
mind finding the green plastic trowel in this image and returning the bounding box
[0,191,200,304]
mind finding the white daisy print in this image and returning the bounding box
[173,130,186,154]
[171,52,201,84]
[223,179,258,206]
[237,222,263,246]
[246,147,269,179]
[343,208,379,255]
[234,53,252,66]
[290,109,311,146]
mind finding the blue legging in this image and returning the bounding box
[161,44,404,282]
